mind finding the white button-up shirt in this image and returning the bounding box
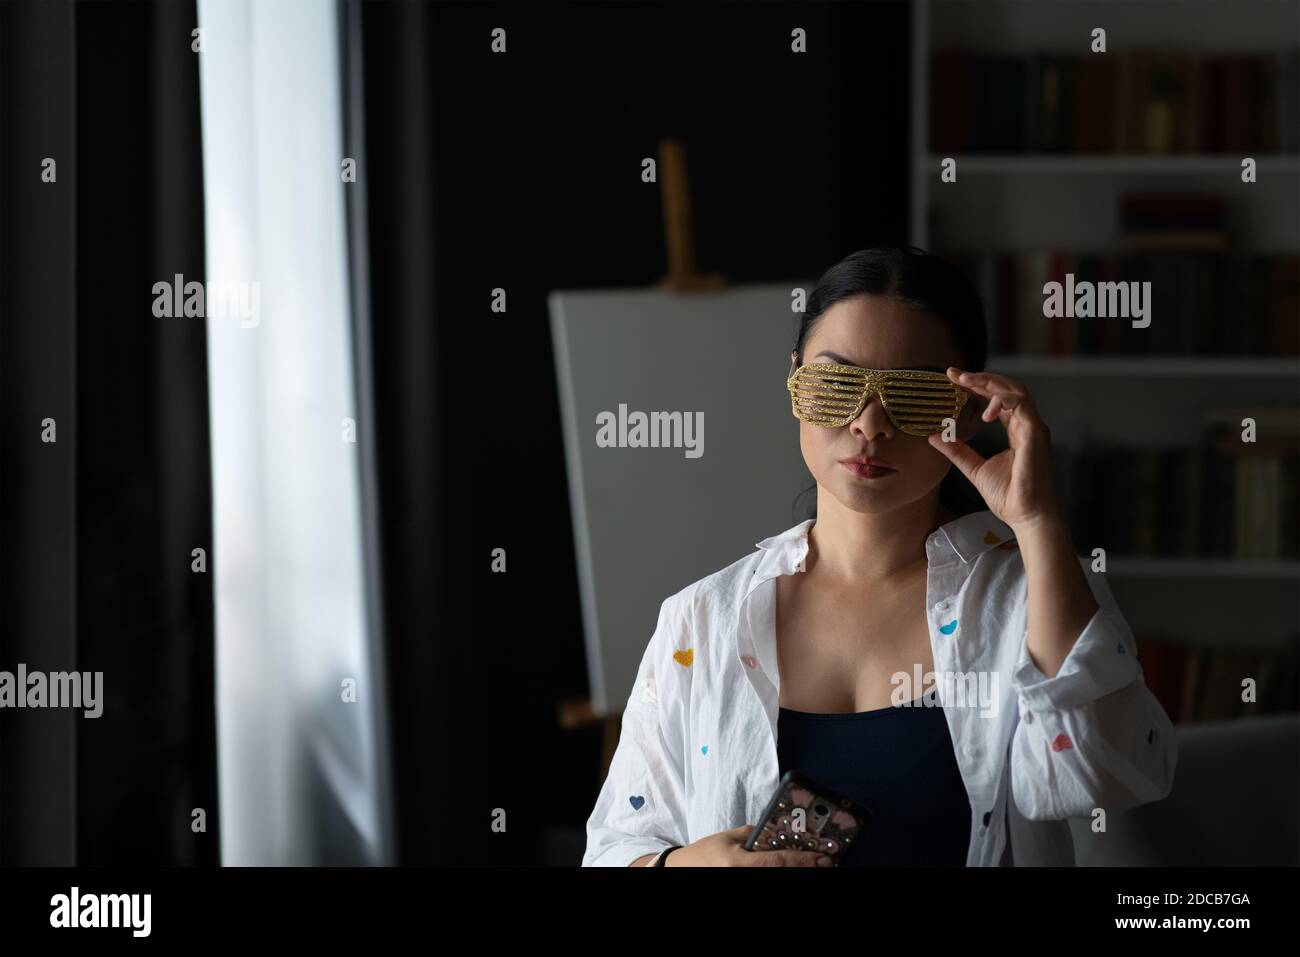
[582,509,1178,866]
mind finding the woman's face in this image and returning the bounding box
[794,294,981,516]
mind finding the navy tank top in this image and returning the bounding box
[776,687,972,865]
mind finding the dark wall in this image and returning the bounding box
[0,0,218,865]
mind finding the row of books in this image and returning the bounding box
[1206,409,1300,562]
[1136,635,1298,724]
[945,249,1300,356]
[931,49,1300,154]
[1053,413,1300,561]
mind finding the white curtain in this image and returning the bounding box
[197,0,386,865]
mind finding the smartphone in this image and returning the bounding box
[743,770,870,863]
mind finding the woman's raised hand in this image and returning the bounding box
[927,367,1063,533]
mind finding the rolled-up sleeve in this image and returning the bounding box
[582,597,691,866]
[1009,556,1178,822]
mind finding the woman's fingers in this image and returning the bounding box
[745,849,833,867]
[948,366,1042,428]
[732,826,835,866]
[928,431,988,483]
[948,367,1027,401]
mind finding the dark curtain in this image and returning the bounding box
[342,0,450,866]
[0,0,218,864]
[344,0,908,863]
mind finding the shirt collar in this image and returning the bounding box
[752,519,815,582]
[933,510,1018,563]
[752,509,1016,575]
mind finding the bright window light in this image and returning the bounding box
[196,0,385,865]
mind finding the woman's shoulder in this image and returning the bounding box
[659,542,767,616]
[937,509,1023,564]
[634,546,761,681]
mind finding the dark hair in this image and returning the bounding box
[791,246,990,522]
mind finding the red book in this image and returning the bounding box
[1198,57,1224,152]
[1136,637,1188,725]
[1046,250,1071,355]
[930,49,970,153]
[1270,257,1300,355]
[1221,56,1251,152]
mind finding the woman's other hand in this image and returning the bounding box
[633,825,835,866]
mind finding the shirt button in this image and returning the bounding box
[963,744,979,758]
[1022,711,1033,725]
[933,599,950,611]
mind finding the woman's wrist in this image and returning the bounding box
[649,844,682,867]
[629,844,684,867]
[1009,507,1068,544]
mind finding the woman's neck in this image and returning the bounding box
[807,491,949,583]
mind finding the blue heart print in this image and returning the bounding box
[939,619,958,635]
[628,795,645,811]
[701,745,708,755]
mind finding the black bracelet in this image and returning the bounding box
[653,845,680,867]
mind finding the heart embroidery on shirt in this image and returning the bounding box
[740,655,757,669]
[1116,641,1126,654]
[939,619,958,635]
[701,745,708,755]
[628,795,645,811]
[1051,733,1073,752]
[984,531,1001,544]
[672,649,694,667]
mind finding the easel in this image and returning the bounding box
[562,138,723,784]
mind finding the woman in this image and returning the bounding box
[582,247,1177,867]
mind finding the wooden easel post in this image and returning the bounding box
[557,698,624,783]
[656,138,725,292]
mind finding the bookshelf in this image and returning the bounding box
[911,0,1300,723]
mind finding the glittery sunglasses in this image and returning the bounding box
[787,360,970,436]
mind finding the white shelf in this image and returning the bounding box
[987,356,1300,377]
[928,0,1300,53]
[921,155,1300,175]
[1107,558,1300,580]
